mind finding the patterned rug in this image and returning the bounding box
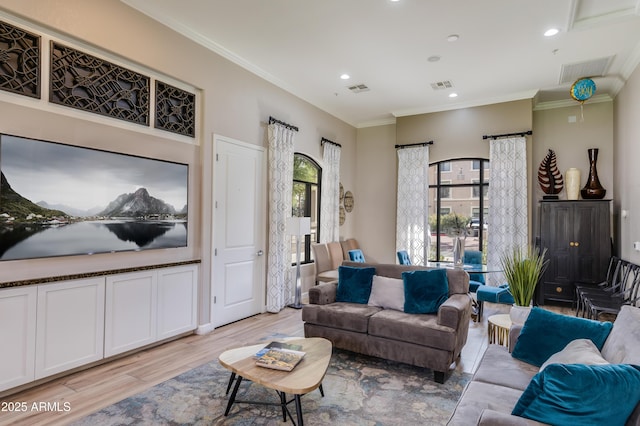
[72,349,470,425]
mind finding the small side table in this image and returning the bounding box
[488,314,512,349]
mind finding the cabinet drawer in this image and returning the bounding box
[543,282,574,301]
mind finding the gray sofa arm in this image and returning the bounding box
[509,324,523,352]
[308,282,338,305]
[438,294,471,329]
[478,409,548,425]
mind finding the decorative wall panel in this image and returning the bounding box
[155,81,195,137]
[0,20,40,98]
[50,42,149,125]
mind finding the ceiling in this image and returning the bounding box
[123,0,640,128]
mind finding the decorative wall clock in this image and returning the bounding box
[344,191,354,213]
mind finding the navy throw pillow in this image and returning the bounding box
[402,269,449,314]
[336,266,376,304]
[511,307,613,367]
[512,364,640,426]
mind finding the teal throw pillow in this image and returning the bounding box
[512,363,640,426]
[402,269,449,314]
[336,266,376,304]
[511,307,613,366]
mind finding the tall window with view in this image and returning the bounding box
[428,159,489,262]
[291,154,321,264]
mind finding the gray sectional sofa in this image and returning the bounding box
[447,305,640,425]
[301,261,471,383]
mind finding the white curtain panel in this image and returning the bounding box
[320,142,341,243]
[486,136,529,286]
[266,123,295,312]
[396,145,430,265]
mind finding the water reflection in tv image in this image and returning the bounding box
[0,134,188,261]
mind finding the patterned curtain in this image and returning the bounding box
[486,136,528,286]
[396,145,430,265]
[266,123,295,312]
[320,142,341,243]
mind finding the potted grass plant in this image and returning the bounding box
[499,245,549,325]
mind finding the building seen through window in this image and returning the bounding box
[292,153,320,264]
[428,159,489,262]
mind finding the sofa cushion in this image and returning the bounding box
[539,338,609,372]
[336,266,376,304]
[511,307,613,367]
[601,305,640,364]
[512,364,640,426]
[301,302,381,333]
[402,269,449,314]
[472,345,540,391]
[368,275,404,311]
[447,381,525,426]
[368,309,456,351]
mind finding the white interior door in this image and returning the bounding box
[213,135,266,327]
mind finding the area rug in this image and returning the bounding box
[72,349,471,425]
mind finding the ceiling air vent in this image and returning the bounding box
[430,80,454,90]
[559,56,613,84]
[347,84,370,93]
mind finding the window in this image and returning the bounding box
[292,154,321,264]
[428,159,490,262]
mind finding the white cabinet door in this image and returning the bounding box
[0,286,37,391]
[35,278,105,379]
[157,265,198,340]
[105,271,157,357]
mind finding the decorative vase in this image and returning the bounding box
[510,305,532,326]
[565,168,581,200]
[453,236,465,266]
[580,148,606,199]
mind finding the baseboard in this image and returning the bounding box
[195,323,215,335]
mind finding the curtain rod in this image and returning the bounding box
[268,116,299,132]
[321,137,341,148]
[482,130,532,140]
[395,141,434,149]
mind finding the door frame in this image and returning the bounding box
[211,133,267,328]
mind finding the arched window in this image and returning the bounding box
[292,153,321,264]
[428,158,489,262]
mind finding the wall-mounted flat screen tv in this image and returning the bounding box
[0,133,188,261]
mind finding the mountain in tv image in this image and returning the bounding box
[99,187,182,218]
[1,172,68,220]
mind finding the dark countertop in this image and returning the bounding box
[0,259,201,289]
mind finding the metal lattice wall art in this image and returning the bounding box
[50,42,149,125]
[155,81,195,137]
[0,20,40,98]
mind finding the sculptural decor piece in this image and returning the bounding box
[581,148,606,199]
[537,149,563,199]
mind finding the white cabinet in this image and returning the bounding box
[104,271,157,357]
[0,286,37,391]
[35,278,105,379]
[0,263,198,393]
[104,264,198,357]
[157,265,198,340]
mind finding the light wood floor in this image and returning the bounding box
[0,302,566,426]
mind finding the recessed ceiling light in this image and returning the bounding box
[449,93,458,98]
[447,34,459,42]
[428,55,441,62]
[390,0,400,2]
[544,28,559,37]
[340,74,350,80]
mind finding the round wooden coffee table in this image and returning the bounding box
[218,337,332,425]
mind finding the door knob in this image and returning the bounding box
[257,250,264,256]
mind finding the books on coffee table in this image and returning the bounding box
[255,342,305,371]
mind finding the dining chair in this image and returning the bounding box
[397,250,411,265]
[348,249,365,262]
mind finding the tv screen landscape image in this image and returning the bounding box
[0,134,188,261]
